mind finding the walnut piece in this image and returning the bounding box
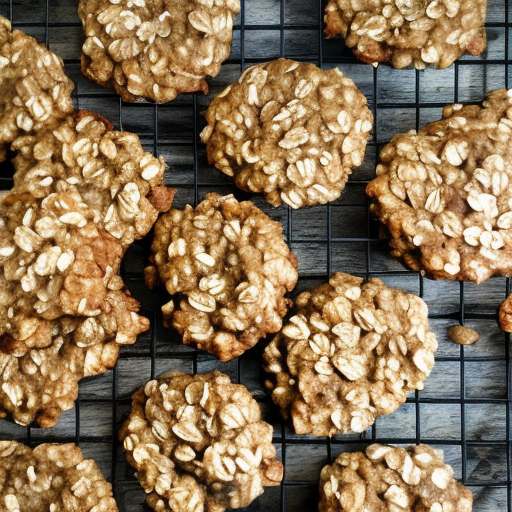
[320,444,472,512]
[263,272,437,436]
[447,325,479,345]
[367,89,512,283]
[325,0,487,69]
[0,15,74,162]
[145,193,298,361]
[0,110,174,427]
[120,371,283,512]
[79,0,240,102]
[200,59,373,208]
[0,440,118,511]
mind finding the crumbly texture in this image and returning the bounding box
[200,59,373,208]
[0,441,118,511]
[79,0,240,102]
[119,371,283,512]
[367,89,512,283]
[263,272,437,436]
[0,16,74,162]
[145,193,298,361]
[319,444,472,512]
[0,110,174,427]
[447,325,479,345]
[324,0,487,69]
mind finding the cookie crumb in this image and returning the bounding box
[447,325,479,345]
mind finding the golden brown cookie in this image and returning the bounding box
[367,89,512,283]
[0,15,74,162]
[0,110,173,427]
[79,0,240,102]
[319,444,472,512]
[0,441,118,511]
[145,193,298,361]
[325,0,487,69]
[263,272,437,436]
[200,59,373,208]
[120,371,283,512]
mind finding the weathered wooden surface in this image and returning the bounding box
[0,1,511,511]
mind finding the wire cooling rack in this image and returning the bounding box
[0,0,511,511]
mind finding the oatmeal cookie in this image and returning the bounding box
[324,0,487,69]
[0,15,74,162]
[0,110,173,427]
[263,272,437,436]
[120,371,283,512]
[145,193,298,361]
[319,444,472,512]
[79,0,240,102]
[200,59,373,208]
[367,89,512,283]
[0,440,118,511]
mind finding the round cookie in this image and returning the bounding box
[324,0,487,69]
[200,59,373,208]
[263,272,437,436]
[145,193,298,361]
[120,371,283,512]
[0,15,74,162]
[319,444,472,512]
[79,0,240,102]
[0,110,173,427]
[0,441,118,511]
[367,89,512,283]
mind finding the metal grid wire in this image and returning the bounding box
[0,0,511,510]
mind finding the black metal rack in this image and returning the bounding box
[0,1,511,511]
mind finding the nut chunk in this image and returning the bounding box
[324,0,487,69]
[79,0,240,102]
[0,15,74,162]
[367,89,512,284]
[319,444,472,512]
[0,441,119,511]
[120,371,283,512]
[145,193,298,361]
[0,110,173,427]
[263,272,437,436]
[200,59,373,208]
